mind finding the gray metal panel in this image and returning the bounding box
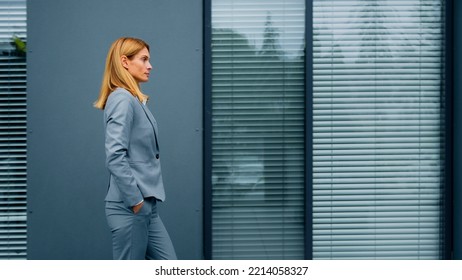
[27,0,203,259]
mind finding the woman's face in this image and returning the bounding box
[123,47,152,83]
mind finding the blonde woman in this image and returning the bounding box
[94,37,176,260]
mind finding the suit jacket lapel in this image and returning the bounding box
[138,102,160,151]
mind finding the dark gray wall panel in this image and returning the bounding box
[27,0,203,259]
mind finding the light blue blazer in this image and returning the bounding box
[104,87,165,207]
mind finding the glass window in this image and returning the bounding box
[312,0,447,259]
[210,0,306,259]
[0,0,27,259]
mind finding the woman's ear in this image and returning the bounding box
[121,55,129,69]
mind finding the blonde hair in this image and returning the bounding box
[94,37,150,110]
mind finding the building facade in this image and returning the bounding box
[0,0,456,259]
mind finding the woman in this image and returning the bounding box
[94,37,177,260]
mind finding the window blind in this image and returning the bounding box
[312,0,446,259]
[0,0,27,259]
[211,0,306,259]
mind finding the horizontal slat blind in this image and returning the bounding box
[312,0,446,259]
[211,0,306,259]
[0,0,27,259]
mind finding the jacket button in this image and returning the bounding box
[156,154,160,159]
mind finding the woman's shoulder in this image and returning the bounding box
[105,88,138,111]
[107,88,137,103]
[111,87,135,98]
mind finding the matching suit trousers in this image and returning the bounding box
[105,197,177,260]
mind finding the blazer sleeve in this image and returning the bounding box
[104,92,143,207]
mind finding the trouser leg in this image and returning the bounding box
[145,198,177,260]
[105,198,177,260]
[105,201,149,260]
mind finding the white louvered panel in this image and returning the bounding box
[0,0,26,259]
[211,0,306,259]
[0,0,25,48]
[312,0,446,259]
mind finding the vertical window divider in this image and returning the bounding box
[444,0,454,260]
[305,0,313,260]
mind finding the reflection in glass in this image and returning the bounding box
[211,0,306,259]
[312,0,446,259]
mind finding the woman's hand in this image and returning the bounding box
[132,201,144,214]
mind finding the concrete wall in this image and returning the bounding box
[27,0,203,259]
